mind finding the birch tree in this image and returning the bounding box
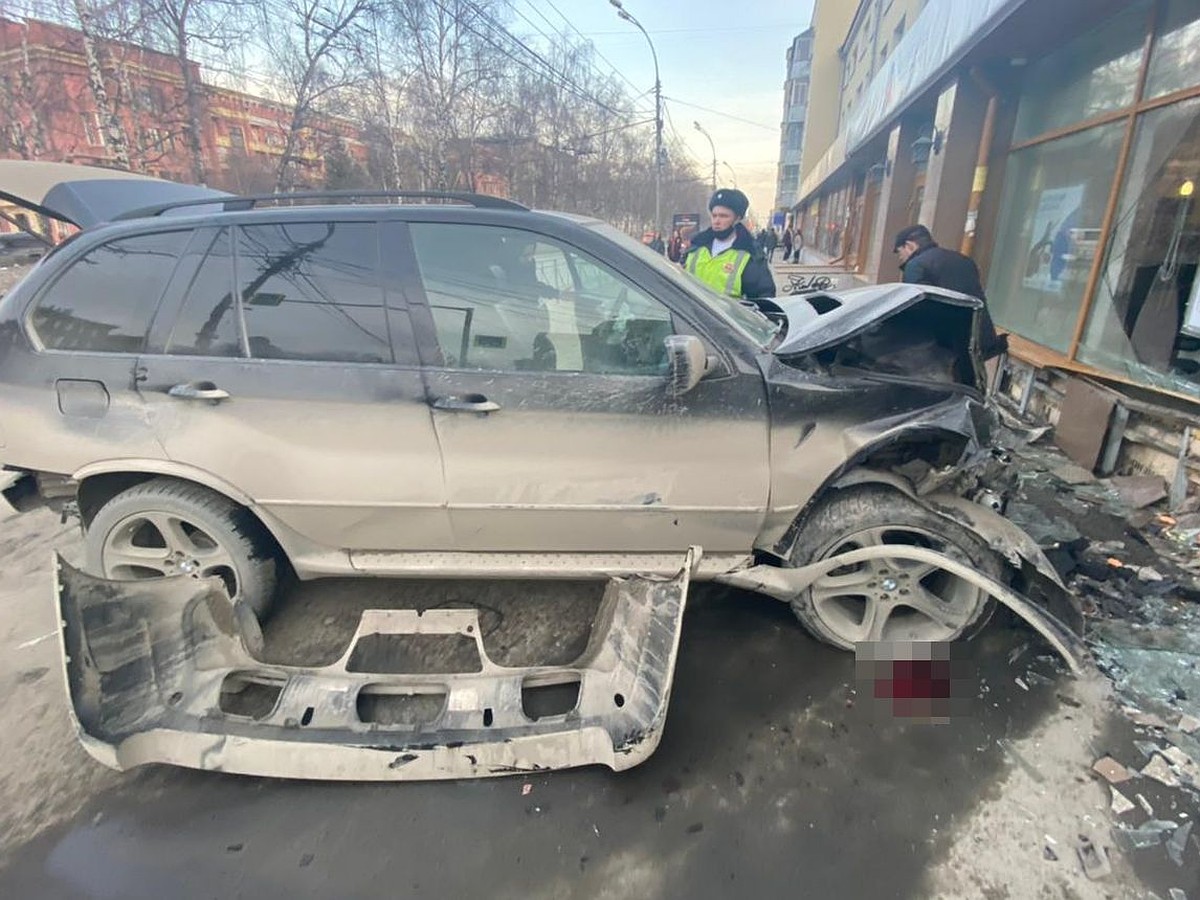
[259,0,372,191]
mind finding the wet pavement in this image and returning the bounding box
[0,586,1080,900]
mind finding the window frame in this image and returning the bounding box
[993,0,1200,371]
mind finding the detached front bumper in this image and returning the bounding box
[56,549,695,781]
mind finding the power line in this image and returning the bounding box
[661,96,776,131]
[510,0,653,118]
[424,0,635,120]
[457,0,637,120]
[527,0,646,101]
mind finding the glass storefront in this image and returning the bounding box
[988,0,1200,396]
[1077,98,1200,388]
[988,123,1125,352]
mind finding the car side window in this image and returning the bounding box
[408,223,673,375]
[166,229,240,357]
[235,222,391,364]
[30,230,188,353]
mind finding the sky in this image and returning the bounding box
[513,0,819,223]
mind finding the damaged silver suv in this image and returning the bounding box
[0,165,1079,647]
[0,165,1084,779]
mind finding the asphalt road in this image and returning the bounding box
[0,576,1085,900]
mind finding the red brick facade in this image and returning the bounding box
[0,17,370,194]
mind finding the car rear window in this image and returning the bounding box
[30,230,187,353]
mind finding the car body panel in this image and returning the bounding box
[419,367,771,552]
[134,221,452,551]
[754,354,984,552]
[0,160,229,227]
[769,283,982,357]
[56,550,696,779]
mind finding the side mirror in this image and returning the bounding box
[664,335,709,398]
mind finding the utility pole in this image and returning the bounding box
[694,121,716,191]
[610,1,662,242]
[721,161,738,187]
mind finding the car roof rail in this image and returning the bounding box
[114,189,529,221]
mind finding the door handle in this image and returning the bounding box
[431,394,500,413]
[168,381,231,402]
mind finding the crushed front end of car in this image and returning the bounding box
[56,549,696,781]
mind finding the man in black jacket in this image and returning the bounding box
[894,224,1005,358]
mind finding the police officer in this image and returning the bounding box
[684,188,775,301]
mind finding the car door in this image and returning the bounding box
[401,219,771,553]
[3,229,188,477]
[138,220,451,553]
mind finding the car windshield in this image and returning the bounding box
[584,222,779,348]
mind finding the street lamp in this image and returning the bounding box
[721,160,738,187]
[610,0,663,243]
[693,120,716,192]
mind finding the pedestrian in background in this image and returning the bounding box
[790,228,804,263]
[781,228,793,264]
[683,188,775,301]
[764,228,778,263]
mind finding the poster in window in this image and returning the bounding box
[1023,185,1086,293]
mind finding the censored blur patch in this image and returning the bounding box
[855,641,970,724]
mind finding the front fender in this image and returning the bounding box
[744,469,1086,672]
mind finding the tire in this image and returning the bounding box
[787,485,997,650]
[85,477,278,618]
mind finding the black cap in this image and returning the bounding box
[709,188,749,218]
[893,224,932,250]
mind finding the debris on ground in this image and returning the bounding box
[1092,756,1133,784]
[1143,755,1182,787]
[1110,788,1136,815]
[1076,834,1112,880]
[1110,475,1169,510]
[993,420,1200,892]
[1166,821,1194,867]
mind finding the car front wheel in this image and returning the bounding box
[85,477,277,618]
[788,485,996,650]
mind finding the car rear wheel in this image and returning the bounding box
[788,485,996,650]
[85,477,277,618]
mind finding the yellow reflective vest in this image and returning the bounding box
[684,245,753,298]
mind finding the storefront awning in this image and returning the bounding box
[845,0,1028,156]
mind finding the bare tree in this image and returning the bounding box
[258,0,372,191]
[0,19,51,159]
[68,0,134,168]
[393,0,506,191]
[144,0,245,184]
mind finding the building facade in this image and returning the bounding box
[838,0,928,132]
[795,0,1200,413]
[0,17,373,201]
[774,29,813,213]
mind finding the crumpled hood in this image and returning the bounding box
[768,283,983,356]
[0,160,229,228]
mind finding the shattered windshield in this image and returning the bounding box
[585,222,779,348]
